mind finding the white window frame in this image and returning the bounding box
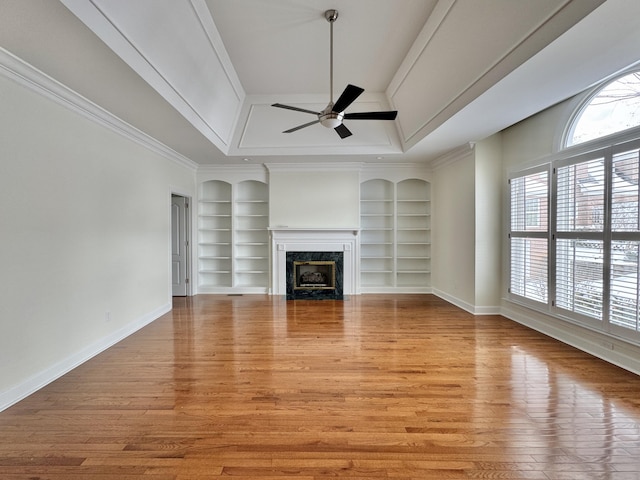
[508,164,551,309]
[509,68,640,346]
[509,139,640,346]
[551,150,609,331]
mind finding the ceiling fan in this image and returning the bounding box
[271,9,398,139]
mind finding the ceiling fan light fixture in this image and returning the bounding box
[320,116,342,129]
[319,106,343,129]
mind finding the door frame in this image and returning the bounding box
[170,191,192,297]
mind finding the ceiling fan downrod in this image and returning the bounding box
[325,9,338,106]
[320,9,341,129]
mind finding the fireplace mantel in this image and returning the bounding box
[269,228,360,296]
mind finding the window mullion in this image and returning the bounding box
[550,167,557,308]
[602,148,613,329]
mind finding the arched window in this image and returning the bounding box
[566,71,640,147]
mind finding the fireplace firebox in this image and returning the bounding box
[294,261,336,290]
[286,252,343,300]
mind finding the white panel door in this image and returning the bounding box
[171,195,188,296]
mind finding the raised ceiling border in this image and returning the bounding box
[60,0,245,154]
[0,47,198,171]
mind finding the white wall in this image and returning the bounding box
[474,135,503,311]
[0,73,196,410]
[430,140,502,314]
[267,165,360,228]
[502,102,565,166]
[432,148,476,309]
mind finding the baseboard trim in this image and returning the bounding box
[0,303,171,413]
[501,303,640,376]
[359,287,433,294]
[432,289,501,315]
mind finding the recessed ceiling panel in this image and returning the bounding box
[234,98,400,156]
[205,0,436,95]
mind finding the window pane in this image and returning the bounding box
[610,240,640,331]
[557,159,605,232]
[556,238,604,320]
[511,237,548,302]
[568,72,640,146]
[612,149,640,231]
[511,172,548,231]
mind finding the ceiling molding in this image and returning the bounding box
[265,162,365,173]
[229,91,402,156]
[61,0,244,153]
[430,143,474,171]
[0,47,198,171]
[189,0,244,99]
[197,163,268,179]
[360,163,432,183]
[388,0,605,151]
[387,0,455,105]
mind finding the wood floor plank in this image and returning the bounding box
[1,294,640,478]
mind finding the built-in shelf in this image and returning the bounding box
[198,179,269,293]
[360,178,431,292]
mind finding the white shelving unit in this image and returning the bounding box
[198,179,269,293]
[360,179,395,288]
[234,180,269,289]
[396,179,431,289]
[360,178,431,292]
[199,180,232,288]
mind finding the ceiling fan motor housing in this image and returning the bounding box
[319,104,344,129]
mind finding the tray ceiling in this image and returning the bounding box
[2,0,640,165]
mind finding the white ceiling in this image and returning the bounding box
[2,0,640,166]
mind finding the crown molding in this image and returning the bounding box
[197,163,268,176]
[265,162,365,173]
[430,143,475,170]
[60,0,242,153]
[359,162,433,182]
[0,47,198,172]
[360,162,432,173]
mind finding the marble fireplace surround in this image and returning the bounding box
[269,228,360,296]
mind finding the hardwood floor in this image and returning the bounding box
[1,294,640,479]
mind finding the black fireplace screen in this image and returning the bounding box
[294,261,336,290]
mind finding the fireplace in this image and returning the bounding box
[286,252,343,300]
[269,228,359,297]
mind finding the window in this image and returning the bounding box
[555,155,605,320]
[509,169,549,303]
[609,147,640,333]
[510,144,640,340]
[567,71,640,146]
[510,70,640,343]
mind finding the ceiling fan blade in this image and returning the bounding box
[332,84,364,113]
[344,111,398,120]
[334,123,352,139]
[272,103,320,116]
[283,119,321,133]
